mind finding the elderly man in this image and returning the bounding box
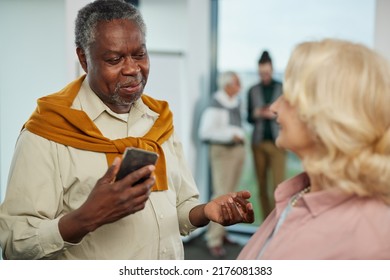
[0,0,253,260]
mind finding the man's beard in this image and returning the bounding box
[110,89,143,106]
[111,80,144,105]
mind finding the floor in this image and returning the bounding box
[183,232,250,260]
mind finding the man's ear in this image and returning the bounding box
[76,47,88,73]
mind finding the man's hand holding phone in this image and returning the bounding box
[59,149,159,243]
[115,147,159,185]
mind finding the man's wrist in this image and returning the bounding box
[58,208,94,244]
[189,204,210,227]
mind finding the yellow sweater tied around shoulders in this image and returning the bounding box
[24,75,173,191]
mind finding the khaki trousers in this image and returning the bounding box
[252,141,286,220]
[206,144,245,248]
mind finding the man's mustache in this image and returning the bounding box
[119,75,144,88]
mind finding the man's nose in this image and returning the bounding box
[122,56,140,75]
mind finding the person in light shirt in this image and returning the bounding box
[199,71,246,257]
[238,38,390,259]
[0,0,254,260]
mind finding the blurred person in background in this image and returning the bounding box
[199,71,246,258]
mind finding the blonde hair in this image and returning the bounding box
[284,39,390,204]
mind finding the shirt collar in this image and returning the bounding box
[73,79,159,121]
[275,172,356,217]
[303,186,355,217]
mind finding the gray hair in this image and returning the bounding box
[75,0,146,53]
[217,71,238,89]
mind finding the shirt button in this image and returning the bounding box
[160,214,164,219]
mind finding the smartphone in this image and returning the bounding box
[115,147,159,183]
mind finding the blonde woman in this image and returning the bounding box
[238,39,390,259]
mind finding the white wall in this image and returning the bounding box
[374,0,390,61]
[65,0,92,81]
[140,0,188,52]
[140,0,211,202]
[0,0,67,200]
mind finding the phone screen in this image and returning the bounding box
[115,147,159,183]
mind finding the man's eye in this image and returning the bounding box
[107,57,121,64]
[133,52,146,59]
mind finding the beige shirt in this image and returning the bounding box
[0,79,200,259]
[237,173,390,260]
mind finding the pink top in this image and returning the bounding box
[238,173,390,259]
